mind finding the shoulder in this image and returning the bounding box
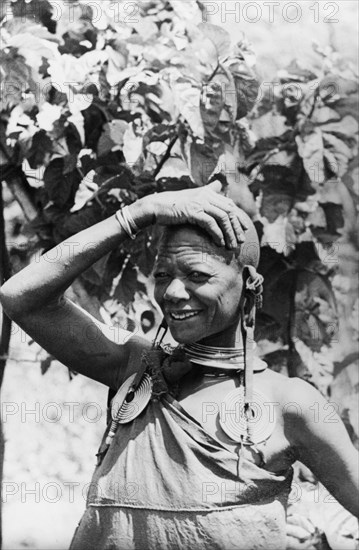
[268,374,343,449]
[260,369,323,409]
[258,370,328,435]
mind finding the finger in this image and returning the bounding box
[235,207,251,231]
[287,514,316,535]
[206,180,223,193]
[286,524,312,540]
[229,211,246,243]
[206,197,246,242]
[204,205,239,249]
[207,192,250,232]
[189,212,225,247]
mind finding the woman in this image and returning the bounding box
[0,181,357,550]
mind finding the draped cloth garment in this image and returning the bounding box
[69,351,293,550]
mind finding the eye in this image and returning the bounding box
[154,272,170,280]
[188,271,210,282]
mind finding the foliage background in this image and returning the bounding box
[0,1,358,548]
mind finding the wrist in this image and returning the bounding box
[127,197,157,230]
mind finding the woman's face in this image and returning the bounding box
[153,226,243,344]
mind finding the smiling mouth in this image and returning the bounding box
[168,310,201,321]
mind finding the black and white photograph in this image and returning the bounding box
[0,1,358,548]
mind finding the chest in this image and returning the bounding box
[176,375,294,472]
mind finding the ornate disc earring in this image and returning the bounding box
[106,372,153,445]
[219,385,276,445]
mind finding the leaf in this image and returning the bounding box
[155,156,190,180]
[200,64,237,141]
[317,178,356,238]
[214,142,257,216]
[133,17,158,41]
[36,103,63,132]
[225,55,259,119]
[7,32,60,72]
[81,103,108,150]
[10,1,57,32]
[266,150,296,167]
[294,341,334,391]
[113,263,146,306]
[190,139,221,186]
[143,123,176,146]
[320,203,344,237]
[319,115,358,139]
[310,106,341,124]
[334,95,359,121]
[168,0,203,23]
[70,170,98,213]
[146,141,168,156]
[82,253,111,288]
[4,16,58,40]
[278,59,317,83]
[97,120,129,157]
[55,1,95,42]
[260,215,294,256]
[296,129,325,185]
[257,256,294,344]
[43,157,81,208]
[322,133,353,177]
[123,124,143,165]
[105,44,128,87]
[254,312,282,343]
[319,75,357,103]
[261,194,293,223]
[53,203,103,242]
[65,121,83,155]
[254,165,298,198]
[63,153,78,175]
[169,73,204,139]
[251,112,289,140]
[295,270,337,351]
[0,47,33,110]
[197,23,231,59]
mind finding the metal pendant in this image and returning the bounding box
[219,386,276,445]
[111,372,153,424]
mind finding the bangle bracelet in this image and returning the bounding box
[124,205,140,235]
[115,206,139,240]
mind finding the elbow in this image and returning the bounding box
[0,280,28,321]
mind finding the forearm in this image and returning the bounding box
[0,180,246,318]
[0,199,153,318]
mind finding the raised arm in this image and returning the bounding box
[0,181,246,388]
[285,378,359,518]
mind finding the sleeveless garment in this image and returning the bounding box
[70,349,293,550]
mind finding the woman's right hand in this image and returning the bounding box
[129,180,250,250]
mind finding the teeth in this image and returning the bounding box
[170,311,200,321]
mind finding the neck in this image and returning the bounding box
[198,320,242,348]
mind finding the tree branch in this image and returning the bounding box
[153,135,178,179]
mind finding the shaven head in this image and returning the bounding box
[158,206,260,272]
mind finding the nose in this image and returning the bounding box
[163,278,190,303]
